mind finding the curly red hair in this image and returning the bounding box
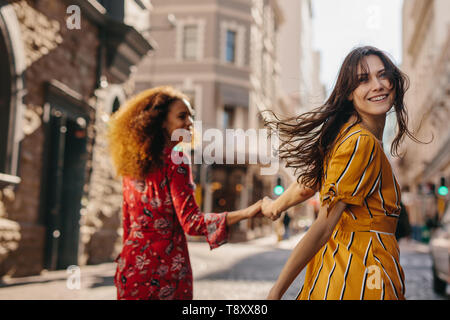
[108,86,189,179]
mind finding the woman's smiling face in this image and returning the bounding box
[163,98,194,145]
[349,54,395,118]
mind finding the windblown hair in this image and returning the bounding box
[108,86,189,179]
[264,46,425,190]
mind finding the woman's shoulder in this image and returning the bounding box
[333,122,381,155]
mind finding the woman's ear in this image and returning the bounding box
[348,92,353,101]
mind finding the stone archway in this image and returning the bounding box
[0,0,27,277]
[0,1,26,176]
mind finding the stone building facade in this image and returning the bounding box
[396,0,450,236]
[0,0,153,277]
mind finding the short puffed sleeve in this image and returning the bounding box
[321,133,381,212]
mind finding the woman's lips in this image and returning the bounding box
[368,94,388,102]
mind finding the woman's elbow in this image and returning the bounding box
[299,186,316,199]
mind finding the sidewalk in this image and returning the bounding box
[0,262,116,300]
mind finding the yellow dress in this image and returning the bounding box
[297,120,406,300]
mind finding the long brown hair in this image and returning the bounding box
[264,46,424,190]
[108,86,189,179]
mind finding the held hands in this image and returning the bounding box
[261,196,281,221]
[240,196,282,221]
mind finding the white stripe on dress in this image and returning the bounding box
[367,170,382,198]
[308,245,328,299]
[336,130,362,149]
[324,244,340,300]
[351,143,375,196]
[360,268,369,300]
[363,237,373,266]
[347,232,355,251]
[339,253,353,300]
[347,207,357,220]
[336,136,361,189]
[374,255,399,300]
[375,231,387,251]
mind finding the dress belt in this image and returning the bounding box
[338,215,397,235]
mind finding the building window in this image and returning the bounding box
[220,21,246,67]
[223,106,235,129]
[226,30,236,63]
[183,25,198,60]
[111,97,121,114]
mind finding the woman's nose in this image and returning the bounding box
[371,77,384,91]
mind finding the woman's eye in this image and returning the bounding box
[358,77,368,83]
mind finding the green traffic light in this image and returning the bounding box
[438,186,448,196]
[274,185,284,196]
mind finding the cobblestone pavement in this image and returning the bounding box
[0,233,447,300]
[190,234,449,300]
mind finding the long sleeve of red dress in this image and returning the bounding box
[167,151,228,249]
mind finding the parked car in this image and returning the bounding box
[429,205,450,295]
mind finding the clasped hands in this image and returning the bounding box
[245,197,282,221]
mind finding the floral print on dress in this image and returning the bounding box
[114,147,228,300]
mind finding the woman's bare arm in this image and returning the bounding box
[262,181,317,220]
[266,200,347,299]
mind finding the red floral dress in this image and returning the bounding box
[114,147,228,300]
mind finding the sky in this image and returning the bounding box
[311,0,404,93]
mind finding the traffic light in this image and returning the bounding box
[274,177,284,196]
[438,177,448,196]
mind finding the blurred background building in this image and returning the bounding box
[0,0,153,277]
[396,0,449,242]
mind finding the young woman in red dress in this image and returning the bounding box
[108,86,262,300]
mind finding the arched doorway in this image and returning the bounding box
[0,1,26,177]
[0,11,13,173]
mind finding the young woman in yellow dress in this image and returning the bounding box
[262,46,423,300]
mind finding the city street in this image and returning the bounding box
[0,233,447,300]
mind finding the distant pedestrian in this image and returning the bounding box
[108,86,262,300]
[283,212,291,239]
[261,46,424,300]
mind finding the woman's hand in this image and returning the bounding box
[261,196,280,221]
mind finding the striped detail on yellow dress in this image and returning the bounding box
[297,121,405,300]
